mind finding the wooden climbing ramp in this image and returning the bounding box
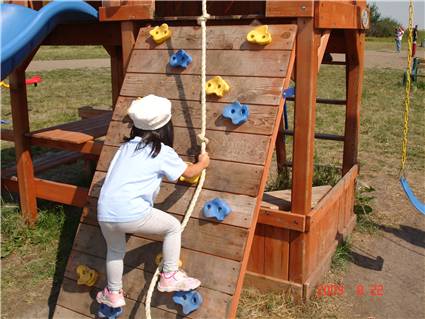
[54,24,297,318]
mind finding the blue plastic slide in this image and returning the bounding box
[1,0,98,80]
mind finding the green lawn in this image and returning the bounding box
[1,63,424,317]
[33,45,109,60]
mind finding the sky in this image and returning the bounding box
[372,1,425,29]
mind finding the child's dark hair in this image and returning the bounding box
[124,120,174,158]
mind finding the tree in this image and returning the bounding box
[367,2,400,37]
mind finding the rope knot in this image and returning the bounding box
[197,13,210,25]
[197,134,209,145]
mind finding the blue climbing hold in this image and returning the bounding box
[203,198,232,221]
[222,101,249,125]
[169,49,192,68]
[173,290,203,315]
[97,304,123,319]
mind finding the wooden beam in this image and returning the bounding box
[289,18,319,284]
[2,177,88,208]
[1,129,14,141]
[9,69,38,224]
[317,30,331,71]
[29,138,103,156]
[343,30,364,175]
[266,0,314,17]
[99,2,154,21]
[286,96,346,105]
[121,21,136,72]
[315,1,369,30]
[258,208,306,232]
[43,23,121,46]
[104,46,124,106]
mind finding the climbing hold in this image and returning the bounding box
[206,76,230,97]
[173,290,203,315]
[149,23,172,44]
[203,198,232,221]
[169,49,192,69]
[178,162,201,184]
[246,25,272,45]
[76,264,98,287]
[98,304,123,319]
[222,101,250,125]
[155,253,183,267]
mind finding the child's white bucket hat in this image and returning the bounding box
[128,94,172,130]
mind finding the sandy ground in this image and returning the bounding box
[27,49,425,72]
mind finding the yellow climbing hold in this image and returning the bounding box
[0,81,10,88]
[76,264,98,287]
[179,174,200,184]
[149,23,172,44]
[206,76,230,97]
[247,25,272,45]
[155,253,183,267]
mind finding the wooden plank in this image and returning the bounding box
[56,278,179,319]
[86,182,256,229]
[134,25,297,51]
[0,129,14,141]
[343,30,364,174]
[120,73,283,106]
[99,3,154,21]
[258,208,306,232]
[127,50,290,78]
[93,153,263,197]
[2,150,82,178]
[78,107,112,119]
[43,23,121,46]
[29,138,103,156]
[1,176,88,208]
[261,185,332,210]
[264,226,289,280]
[266,0,314,17]
[9,69,37,224]
[244,271,303,301]
[284,129,344,142]
[104,123,270,165]
[315,1,368,30]
[73,223,240,295]
[65,251,231,319]
[247,224,265,274]
[317,30,331,70]
[104,45,124,106]
[228,25,297,318]
[54,305,91,319]
[113,97,278,135]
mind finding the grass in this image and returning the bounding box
[366,31,425,51]
[33,45,108,60]
[1,52,424,317]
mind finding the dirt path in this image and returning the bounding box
[339,172,425,319]
[26,49,425,72]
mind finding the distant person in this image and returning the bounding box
[412,25,418,57]
[395,26,404,53]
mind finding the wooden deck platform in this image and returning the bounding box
[54,24,297,318]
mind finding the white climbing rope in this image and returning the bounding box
[145,1,209,318]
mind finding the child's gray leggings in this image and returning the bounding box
[99,208,181,291]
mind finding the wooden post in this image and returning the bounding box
[343,30,364,175]
[104,45,124,106]
[9,69,38,224]
[289,18,319,283]
[121,21,136,72]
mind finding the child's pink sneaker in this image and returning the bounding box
[157,270,201,292]
[96,287,126,308]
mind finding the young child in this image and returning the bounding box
[96,94,210,308]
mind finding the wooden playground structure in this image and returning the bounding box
[1,1,368,318]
